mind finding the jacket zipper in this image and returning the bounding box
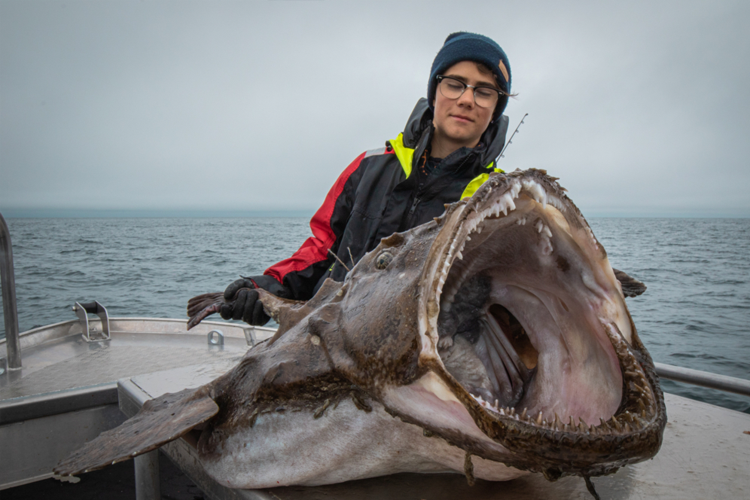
[408,196,421,217]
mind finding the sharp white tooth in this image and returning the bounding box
[536,220,544,233]
[537,187,548,208]
[523,179,546,205]
[456,250,463,260]
[543,225,552,238]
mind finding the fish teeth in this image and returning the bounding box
[548,195,564,211]
[522,179,547,207]
[611,416,621,432]
[578,419,588,433]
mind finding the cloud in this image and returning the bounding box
[1,0,748,217]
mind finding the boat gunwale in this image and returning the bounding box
[0,317,277,351]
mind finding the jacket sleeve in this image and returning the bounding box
[263,152,367,300]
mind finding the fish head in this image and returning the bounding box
[261,168,666,480]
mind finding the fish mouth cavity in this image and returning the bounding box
[424,171,661,450]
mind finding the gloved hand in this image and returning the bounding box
[220,275,290,326]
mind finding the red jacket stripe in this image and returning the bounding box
[264,151,367,283]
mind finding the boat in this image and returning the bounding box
[2,213,749,499]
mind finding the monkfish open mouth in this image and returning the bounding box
[415,169,665,477]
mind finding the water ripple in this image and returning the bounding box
[1,216,748,414]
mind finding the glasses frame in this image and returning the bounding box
[435,75,509,108]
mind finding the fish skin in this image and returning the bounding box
[55,169,666,489]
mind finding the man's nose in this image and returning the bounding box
[457,87,475,107]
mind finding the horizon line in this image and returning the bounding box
[2,207,749,219]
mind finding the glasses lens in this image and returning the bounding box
[439,78,465,99]
[438,77,500,108]
[473,87,499,108]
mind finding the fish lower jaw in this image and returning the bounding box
[470,392,649,437]
[464,320,661,442]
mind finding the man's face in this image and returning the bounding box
[432,61,497,152]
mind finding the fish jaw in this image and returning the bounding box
[391,169,667,478]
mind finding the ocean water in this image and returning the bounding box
[1,217,749,414]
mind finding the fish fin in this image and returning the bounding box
[186,292,225,329]
[256,289,310,342]
[54,387,218,477]
[612,269,647,297]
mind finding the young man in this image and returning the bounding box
[221,32,513,326]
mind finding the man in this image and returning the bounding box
[221,32,513,326]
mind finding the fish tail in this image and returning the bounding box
[187,292,226,330]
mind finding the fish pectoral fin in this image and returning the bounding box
[53,387,218,477]
[612,268,647,297]
[186,292,225,330]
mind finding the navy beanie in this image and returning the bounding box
[427,32,512,119]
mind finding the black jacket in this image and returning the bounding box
[265,99,509,300]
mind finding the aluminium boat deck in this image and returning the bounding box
[2,316,748,499]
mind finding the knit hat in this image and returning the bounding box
[427,32,512,120]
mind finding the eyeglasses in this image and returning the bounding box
[436,75,506,109]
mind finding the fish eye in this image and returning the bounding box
[375,251,393,270]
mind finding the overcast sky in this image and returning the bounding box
[1,0,749,217]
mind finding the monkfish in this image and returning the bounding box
[55,169,664,497]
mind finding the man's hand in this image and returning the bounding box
[220,281,268,325]
[220,276,290,326]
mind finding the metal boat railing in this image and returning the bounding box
[1,212,749,395]
[655,362,750,397]
[0,213,21,370]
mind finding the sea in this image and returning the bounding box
[1,217,749,414]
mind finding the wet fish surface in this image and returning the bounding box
[55,169,665,493]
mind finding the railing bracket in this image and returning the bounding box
[73,301,111,342]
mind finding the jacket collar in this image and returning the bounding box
[400,98,509,170]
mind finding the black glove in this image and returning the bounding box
[220,275,290,326]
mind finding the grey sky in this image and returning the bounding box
[1,0,749,217]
